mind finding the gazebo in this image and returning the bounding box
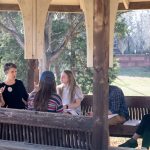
[0,0,149,150]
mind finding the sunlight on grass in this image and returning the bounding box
[110,67,150,148]
[112,67,150,96]
[110,137,142,149]
[112,76,150,96]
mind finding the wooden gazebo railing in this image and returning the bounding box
[0,0,150,149]
[0,108,93,149]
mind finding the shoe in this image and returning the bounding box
[118,138,138,148]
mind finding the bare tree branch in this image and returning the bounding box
[0,21,24,49]
[0,13,24,49]
[48,15,84,63]
[45,13,53,53]
[6,13,18,32]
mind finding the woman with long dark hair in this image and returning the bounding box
[57,70,83,115]
[28,71,63,113]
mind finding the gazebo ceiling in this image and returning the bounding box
[0,0,80,5]
[0,0,150,11]
[0,0,150,68]
[0,0,150,5]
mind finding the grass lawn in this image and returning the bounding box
[110,67,150,148]
[112,67,150,96]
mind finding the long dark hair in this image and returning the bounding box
[34,71,56,111]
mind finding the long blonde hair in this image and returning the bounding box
[59,70,77,103]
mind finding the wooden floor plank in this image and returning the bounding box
[110,147,147,150]
[0,140,81,150]
[0,140,146,150]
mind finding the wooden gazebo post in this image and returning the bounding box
[92,0,110,149]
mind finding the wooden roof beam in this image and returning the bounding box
[0,4,19,11]
[0,4,82,12]
[49,5,82,12]
[109,0,119,67]
[80,0,93,67]
[118,2,150,10]
[123,0,130,9]
[1,2,150,12]
[17,0,52,59]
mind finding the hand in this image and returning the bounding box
[108,110,112,115]
[63,105,67,109]
[86,112,93,116]
[0,86,5,107]
[63,105,66,109]
[0,86,5,95]
[33,82,39,92]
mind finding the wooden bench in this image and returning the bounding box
[0,108,93,150]
[81,95,150,137]
[0,96,149,149]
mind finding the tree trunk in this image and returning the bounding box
[44,13,53,71]
[54,63,61,83]
[92,0,109,150]
[38,14,53,76]
[38,52,49,77]
[27,59,39,92]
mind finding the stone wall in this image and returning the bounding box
[116,54,150,67]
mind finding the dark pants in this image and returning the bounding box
[136,114,150,148]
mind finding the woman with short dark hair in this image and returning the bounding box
[0,63,28,109]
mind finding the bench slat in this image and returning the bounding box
[109,125,137,137]
[0,108,93,131]
[0,95,148,149]
[82,95,150,137]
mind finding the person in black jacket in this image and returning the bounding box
[0,63,28,109]
[119,114,150,149]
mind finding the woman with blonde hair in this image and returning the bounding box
[57,70,83,115]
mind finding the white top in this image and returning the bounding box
[57,84,84,115]
[62,85,70,105]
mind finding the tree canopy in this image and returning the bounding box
[0,12,120,93]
